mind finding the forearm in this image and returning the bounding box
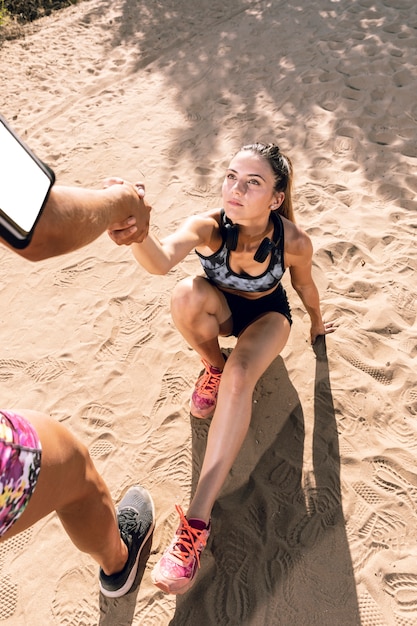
[293,282,323,325]
[10,181,146,262]
[131,235,172,275]
[13,186,115,261]
[110,211,206,274]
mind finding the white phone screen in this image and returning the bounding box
[0,118,53,237]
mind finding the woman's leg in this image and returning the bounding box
[187,312,291,522]
[152,312,291,594]
[170,276,232,370]
[1,409,127,576]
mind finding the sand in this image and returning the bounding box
[0,0,416,624]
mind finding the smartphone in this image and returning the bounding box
[0,115,55,248]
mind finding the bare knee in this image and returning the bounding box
[171,276,210,320]
[223,358,256,397]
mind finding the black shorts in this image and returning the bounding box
[220,283,292,337]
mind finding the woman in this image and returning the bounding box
[109,142,335,595]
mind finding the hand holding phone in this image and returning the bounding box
[0,115,55,248]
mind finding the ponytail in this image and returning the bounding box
[240,142,295,223]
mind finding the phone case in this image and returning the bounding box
[0,115,55,249]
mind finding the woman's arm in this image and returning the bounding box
[110,213,218,275]
[287,229,335,343]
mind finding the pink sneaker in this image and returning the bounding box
[151,505,210,595]
[190,359,223,419]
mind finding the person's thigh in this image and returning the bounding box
[1,409,92,540]
[0,410,41,537]
[229,312,291,381]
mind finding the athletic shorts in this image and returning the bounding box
[219,282,292,337]
[0,410,42,538]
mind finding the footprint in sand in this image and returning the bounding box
[382,412,417,449]
[0,529,33,620]
[144,428,191,489]
[149,367,191,419]
[385,283,416,325]
[301,184,322,207]
[340,349,394,386]
[130,596,175,626]
[96,327,154,361]
[358,589,386,625]
[0,359,27,381]
[332,135,357,158]
[88,433,117,460]
[357,505,409,551]
[79,403,114,431]
[0,357,72,383]
[213,531,252,622]
[360,554,417,623]
[384,572,417,615]
[78,401,154,449]
[317,90,340,112]
[398,338,417,357]
[185,181,218,198]
[372,457,417,511]
[0,576,18,620]
[52,566,98,626]
[53,257,101,287]
[95,296,155,361]
[25,356,75,383]
[402,387,417,414]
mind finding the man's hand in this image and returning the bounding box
[103,178,151,244]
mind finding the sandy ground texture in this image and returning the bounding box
[0,0,417,624]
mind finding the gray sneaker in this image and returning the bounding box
[99,485,155,597]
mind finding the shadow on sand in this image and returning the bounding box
[171,337,360,625]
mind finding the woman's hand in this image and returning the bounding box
[310,320,336,345]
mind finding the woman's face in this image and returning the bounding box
[221,150,283,224]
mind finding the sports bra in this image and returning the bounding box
[195,210,286,293]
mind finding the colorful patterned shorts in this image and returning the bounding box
[0,410,42,538]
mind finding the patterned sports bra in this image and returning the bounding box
[196,210,286,293]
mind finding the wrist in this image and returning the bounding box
[101,184,130,226]
[309,312,323,326]
[132,233,149,246]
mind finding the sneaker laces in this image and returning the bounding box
[170,505,208,568]
[118,508,140,544]
[196,360,222,397]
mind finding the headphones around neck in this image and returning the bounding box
[221,212,277,264]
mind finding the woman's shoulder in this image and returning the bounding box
[189,208,223,251]
[178,208,219,229]
[184,208,222,233]
[185,207,221,223]
[201,207,223,223]
[281,217,312,257]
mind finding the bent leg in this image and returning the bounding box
[171,276,232,370]
[0,410,127,575]
[187,313,291,522]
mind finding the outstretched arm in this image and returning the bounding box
[0,179,150,262]
[108,212,216,275]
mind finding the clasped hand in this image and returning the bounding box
[104,178,150,245]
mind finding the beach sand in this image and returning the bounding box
[0,0,416,624]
